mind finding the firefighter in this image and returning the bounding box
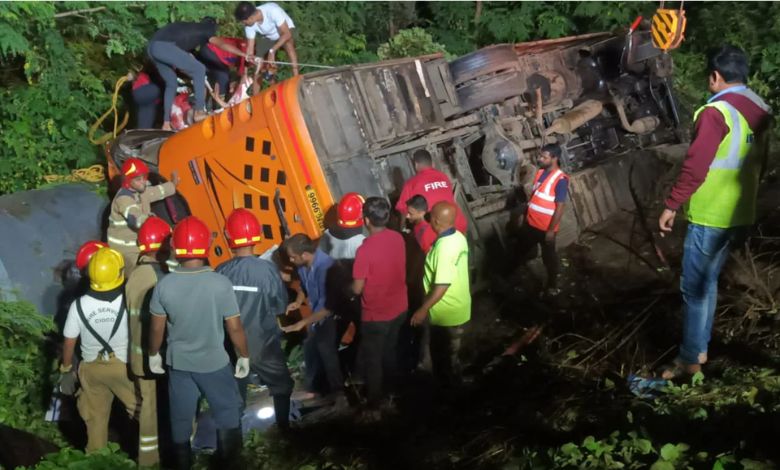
[319,192,366,260]
[216,208,294,430]
[148,216,250,469]
[108,157,179,275]
[59,248,143,454]
[75,240,109,273]
[125,216,171,466]
[395,149,468,234]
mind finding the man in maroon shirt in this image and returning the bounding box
[396,150,468,234]
[352,197,408,417]
[658,45,771,379]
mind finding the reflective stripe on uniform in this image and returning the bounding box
[109,219,128,227]
[123,204,140,218]
[140,444,159,452]
[528,202,555,216]
[708,101,745,170]
[233,286,259,292]
[108,236,137,246]
[140,435,158,443]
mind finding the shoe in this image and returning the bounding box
[172,442,192,470]
[193,110,208,123]
[658,360,701,380]
[215,427,243,468]
[291,390,318,401]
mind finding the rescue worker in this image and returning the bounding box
[131,69,163,129]
[281,234,345,403]
[75,240,109,273]
[59,248,143,454]
[318,192,366,376]
[395,149,468,234]
[196,36,248,102]
[658,45,771,379]
[519,143,569,296]
[107,157,179,275]
[411,202,471,388]
[147,18,250,130]
[234,2,299,77]
[319,192,366,260]
[216,208,294,430]
[351,197,407,416]
[148,216,250,469]
[125,216,172,466]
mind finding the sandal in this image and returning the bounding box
[658,360,701,380]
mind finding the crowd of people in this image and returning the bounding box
[58,7,770,465]
[130,2,299,131]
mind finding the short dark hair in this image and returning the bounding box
[412,149,433,167]
[362,197,390,227]
[201,16,217,26]
[708,45,749,84]
[406,194,428,213]
[285,233,316,255]
[234,1,256,21]
[541,143,562,160]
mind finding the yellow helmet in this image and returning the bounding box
[88,247,125,292]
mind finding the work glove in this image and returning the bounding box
[235,357,250,379]
[149,353,165,374]
[58,369,78,396]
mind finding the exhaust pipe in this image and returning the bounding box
[613,97,660,135]
[545,100,604,135]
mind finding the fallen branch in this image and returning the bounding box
[54,7,106,18]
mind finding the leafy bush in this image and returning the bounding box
[377,28,448,60]
[0,300,61,443]
[21,443,136,469]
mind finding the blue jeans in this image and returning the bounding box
[168,364,242,444]
[679,223,746,364]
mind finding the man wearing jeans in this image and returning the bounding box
[659,45,771,379]
[282,234,345,402]
[352,197,408,415]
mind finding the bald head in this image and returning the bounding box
[430,201,456,234]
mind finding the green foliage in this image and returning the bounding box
[0,300,61,443]
[650,367,780,420]
[377,28,448,60]
[21,443,136,469]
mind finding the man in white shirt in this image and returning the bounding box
[58,247,144,454]
[234,2,299,76]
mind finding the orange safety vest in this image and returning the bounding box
[526,168,568,232]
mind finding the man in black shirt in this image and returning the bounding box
[216,209,294,430]
[147,17,248,130]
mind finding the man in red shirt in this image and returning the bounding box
[352,197,408,416]
[396,150,468,234]
[405,194,437,254]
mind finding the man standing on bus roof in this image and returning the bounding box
[234,2,299,76]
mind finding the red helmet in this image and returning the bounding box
[172,216,211,259]
[75,240,108,271]
[225,208,262,248]
[138,216,172,254]
[337,192,365,228]
[121,158,149,188]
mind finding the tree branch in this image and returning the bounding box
[54,7,107,19]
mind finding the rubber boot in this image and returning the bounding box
[171,442,192,470]
[214,427,243,469]
[273,394,291,430]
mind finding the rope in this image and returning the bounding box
[88,74,131,145]
[250,59,334,70]
[43,164,105,184]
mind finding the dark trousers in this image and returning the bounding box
[132,83,161,129]
[236,334,294,403]
[358,312,405,406]
[196,46,230,100]
[168,364,242,444]
[520,224,559,289]
[147,41,206,121]
[303,317,344,395]
[429,324,467,388]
